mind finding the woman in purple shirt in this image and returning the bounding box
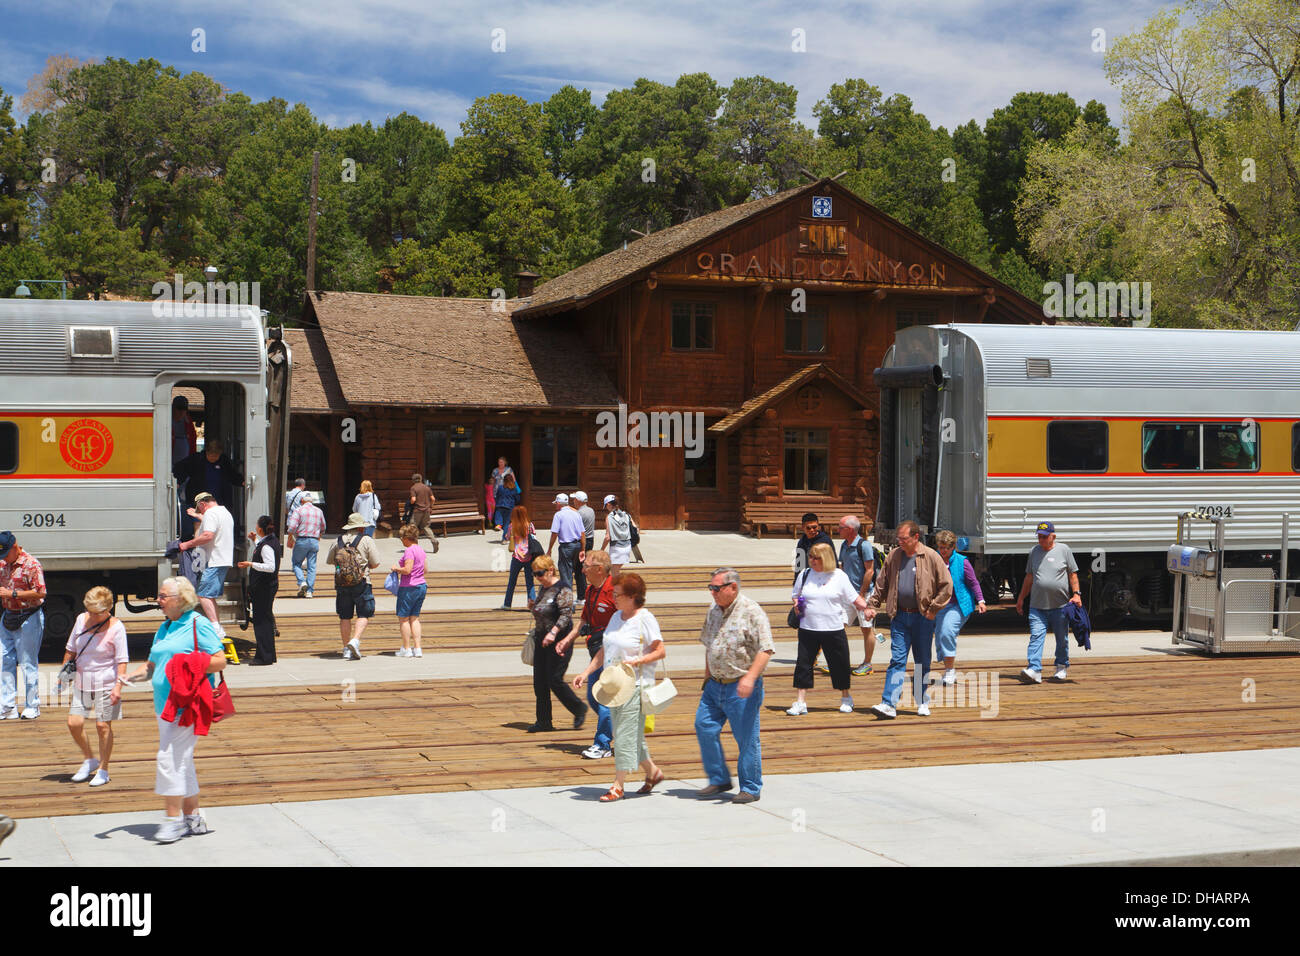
[392,524,427,658]
[933,531,986,687]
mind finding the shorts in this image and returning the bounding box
[609,542,632,564]
[336,581,376,620]
[396,583,427,618]
[155,716,200,797]
[69,688,122,721]
[196,565,230,598]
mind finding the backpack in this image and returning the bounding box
[333,533,369,588]
[629,515,640,547]
[609,509,632,543]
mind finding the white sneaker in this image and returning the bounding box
[581,744,612,759]
[89,769,110,787]
[395,647,411,657]
[0,708,17,720]
[839,696,854,713]
[304,590,313,599]
[917,702,931,717]
[185,809,209,835]
[19,706,38,720]
[71,758,100,782]
[1019,667,1042,684]
[941,669,956,686]
[348,639,362,659]
[297,583,307,598]
[786,700,808,716]
[870,702,897,719]
[155,816,188,843]
[413,647,423,658]
[1051,667,1070,682]
[342,644,355,660]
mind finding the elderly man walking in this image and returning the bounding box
[837,515,878,676]
[178,493,234,644]
[865,520,953,719]
[0,531,47,720]
[546,493,585,593]
[695,568,775,804]
[285,490,326,598]
[1015,521,1083,684]
[558,550,617,759]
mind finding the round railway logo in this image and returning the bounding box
[58,418,114,472]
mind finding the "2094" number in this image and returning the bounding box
[21,513,66,528]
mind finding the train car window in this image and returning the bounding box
[1142,423,1199,471]
[1047,420,1107,472]
[0,422,16,474]
[1293,424,1300,472]
[1203,422,1258,472]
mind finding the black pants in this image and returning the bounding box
[794,627,851,691]
[249,574,279,663]
[532,634,585,727]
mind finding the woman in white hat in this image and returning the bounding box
[600,495,634,575]
[573,572,664,801]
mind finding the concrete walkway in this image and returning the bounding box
[5,748,1298,867]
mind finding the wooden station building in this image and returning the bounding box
[289,178,1045,531]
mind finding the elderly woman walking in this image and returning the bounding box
[933,530,986,686]
[392,524,427,658]
[61,587,129,788]
[124,577,227,843]
[788,542,869,716]
[573,572,665,802]
[527,556,588,733]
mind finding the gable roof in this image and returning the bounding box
[516,177,1047,324]
[709,363,873,436]
[301,291,620,410]
[282,326,349,414]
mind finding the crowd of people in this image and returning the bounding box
[0,459,1092,837]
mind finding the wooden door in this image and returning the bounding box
[637,447,681,529]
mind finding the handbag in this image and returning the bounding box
[637,620,677,714]
[521,626,536,665]
[2,606,38,631]
[526,534,544,560]
[787,568,811,629]
[383,570,401,596]
[194,620,235,722]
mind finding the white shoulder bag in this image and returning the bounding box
[639,620,677,714]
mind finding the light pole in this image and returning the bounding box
[14,278,68,299]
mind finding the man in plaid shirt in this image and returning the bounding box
[286,492,326,598]
[0,531,47,719]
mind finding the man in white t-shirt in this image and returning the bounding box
[179,492,234,638]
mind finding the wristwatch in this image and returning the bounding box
[1071,590,1081,596]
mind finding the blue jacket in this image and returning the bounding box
[947,553,975,617]
[1063,601,1092,650]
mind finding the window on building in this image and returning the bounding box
[532,425,579,487]
[895,309,937,332]
[784,307,827,353]
[1142,422,1259,472]
[685,436,717,489]
[784,429,829,494]
[0,422,17,474]
[1047,420,1108,473]
[288,441,325,487]
[424,425,474,486]
[671,302,715,350]
[1293,423,1300,472]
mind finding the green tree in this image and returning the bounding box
[41,174,166,297]
[718,75,816,197]
[0,87,27,245]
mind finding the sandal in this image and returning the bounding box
[599,785,624,802]
[637,770,665,794]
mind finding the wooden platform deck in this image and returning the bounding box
[3,654,1297,820]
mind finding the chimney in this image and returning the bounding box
[516,270,540,297]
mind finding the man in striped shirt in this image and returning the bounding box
[286,492,326,598]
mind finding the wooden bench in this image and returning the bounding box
[426,498,485,536]
[743,502,820,539]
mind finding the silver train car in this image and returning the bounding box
[874,324,1300,622]
[0,300,292,642]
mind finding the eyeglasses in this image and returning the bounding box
[707,583,734,593]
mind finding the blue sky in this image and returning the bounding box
[1,0,1167,136]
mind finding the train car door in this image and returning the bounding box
[895,388,924,528]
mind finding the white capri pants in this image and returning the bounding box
[155,716,200,797]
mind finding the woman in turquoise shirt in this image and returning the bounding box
[933,531,986,688]
[124,576,226,844]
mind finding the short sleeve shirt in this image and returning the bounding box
[328,534,381,570]
[198,505,234,568]
[1028,543,1078,609]
[149,611,222,717]
[700,594,775,680]
[66,613,129,692]
[838,537,875,593]
[410,484,434,514]
[602,610,664,685]
[399,543,426,588]
[0,550,45,611]
[550,508,585,543]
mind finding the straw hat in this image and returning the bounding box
[341,512,368,532]
[593,662,637,708]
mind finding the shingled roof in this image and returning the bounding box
[708,363,871,436]
[300,291,621,410]
[282,327,349,414]
[515,181,818,316]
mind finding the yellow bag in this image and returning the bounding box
[644,713,655,733]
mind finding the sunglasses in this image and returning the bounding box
[707,583,734,593]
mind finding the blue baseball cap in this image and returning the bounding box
[0,531,14,558]
[1035,521,1055,535]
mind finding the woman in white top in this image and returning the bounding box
[599,495,633,573]
[788,542,868,716]
[237,514,282,665]
[352,480,381,537]
[61,586,129,787]
[573,572,665,801]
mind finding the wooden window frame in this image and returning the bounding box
[670,301,716,352]
[422,423,476,488]
[783,428,830,494]
[784,305,829,355]
[531,423,581,489]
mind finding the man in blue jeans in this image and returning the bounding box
[1015,521,1082,684]
[865,521,953,720]
[545,493,585,593]
[558,551,617,759]
[695,568,774,804]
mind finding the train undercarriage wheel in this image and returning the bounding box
[40,578,93,655]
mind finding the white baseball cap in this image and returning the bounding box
[301,491,314,502]
[603,494,617,505]
[572,491,588,502]
[553,493,569,505]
